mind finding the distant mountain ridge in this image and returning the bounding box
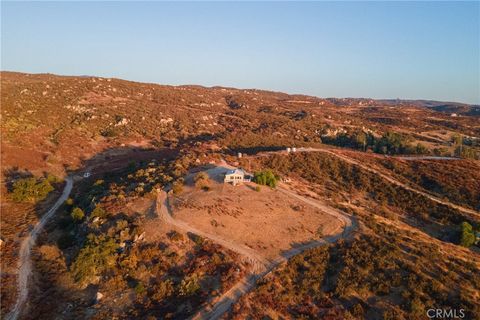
[377,99,480,116]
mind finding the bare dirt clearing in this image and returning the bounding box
[157,169,354,319]
[172,171,342,261]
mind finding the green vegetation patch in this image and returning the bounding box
[459,221,477,247]
[253,169,278,188]
[10,176,54,203]
[322,130,430,155]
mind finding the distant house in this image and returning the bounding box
[224,168,252,185]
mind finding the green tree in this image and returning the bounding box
[253,169,277,188]
[178,273,200,296]
[91,205,106,219]
[65,197,74,206]
[135,282,146,296]
[354,132,367,151]
[45,173,59,183]
[455,146,479,159]
[452,134,463,146]
[415,143,429,155]
[71,234,118,284]
[460,222,475,247]
[374,132,408,155]
[71,207,85,222]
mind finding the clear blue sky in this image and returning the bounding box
[2,1,479,104]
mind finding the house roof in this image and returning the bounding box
[226,168,245,176]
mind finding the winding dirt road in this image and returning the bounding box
[261,147,479,218]
[156,183,355,320]
[6,177,73,320]
[158,148,476,319]
[305,148,480,218]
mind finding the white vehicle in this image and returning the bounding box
[83,172,91,178]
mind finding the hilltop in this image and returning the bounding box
[2,71,479,177]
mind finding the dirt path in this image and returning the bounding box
[312,148,480,218]
[6,177,73,320]
[156,184,355,320]
[157,148,475,319]
[157,191,268,270]
[392,156,461,161]
[263,147,479,218]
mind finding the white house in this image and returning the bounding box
[224,168,252,185]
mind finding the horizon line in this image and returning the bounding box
[2,69,478,106]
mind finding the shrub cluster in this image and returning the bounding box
[10,176,54,203]
[322,130,430,155]
[62,158,244,318]
[194,172,210,190]
[459,222,477,247]
[233,220,480,319]
[253,169,277,188]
